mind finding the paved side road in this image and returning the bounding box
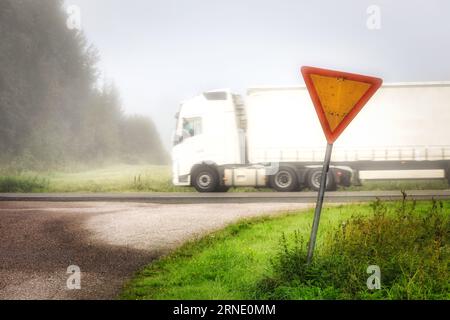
[0,201,312,300]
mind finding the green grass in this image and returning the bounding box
[0,175,50,192]
[0,164,448,193]
[0,165,191,193]
[120,200,449,300]
[342,179,449,191]
[263,199,449,299]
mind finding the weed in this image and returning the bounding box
[260,199,449,299]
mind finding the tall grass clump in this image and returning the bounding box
[258,197,449,300]
[0,175,50,192]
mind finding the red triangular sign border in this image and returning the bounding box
[301,66,383,144]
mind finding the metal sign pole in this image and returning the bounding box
[306,143,333,264]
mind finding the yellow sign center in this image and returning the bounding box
[310,74,372,132]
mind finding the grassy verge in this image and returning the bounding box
[0,165,190,193]
[342,179,449,191]
[0,175,50,193]
[0,164,448,193]
[120,200,449,300]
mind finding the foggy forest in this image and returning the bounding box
[0,0,168,171]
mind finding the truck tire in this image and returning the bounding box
[307,168,336,191]
[192,166,219,192]
[269,167,298,192]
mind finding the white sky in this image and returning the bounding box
[65,0,450,148]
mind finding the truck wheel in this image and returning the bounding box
[307,168,336,191]
[192,166,219,192]
[270,167,298,192]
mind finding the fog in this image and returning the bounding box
[65,0,450,148]
[0,1,168,170]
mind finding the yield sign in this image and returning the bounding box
[301,66,383,143]
[301,66,383,264]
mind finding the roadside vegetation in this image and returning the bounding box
[0,165,448,193]
[0,165,188,193]
[0,175,50,193]
[342,180,449,192]
[121,199,449,300]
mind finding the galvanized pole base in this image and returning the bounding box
[306,143,333,265]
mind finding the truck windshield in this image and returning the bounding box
[182,117,202,138]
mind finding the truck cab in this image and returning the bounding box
[172,90,246,191]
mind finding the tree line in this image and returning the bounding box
[0,0,168,170]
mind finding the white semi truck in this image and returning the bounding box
[172,82,450,192]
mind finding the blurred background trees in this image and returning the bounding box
[0,0,168,170]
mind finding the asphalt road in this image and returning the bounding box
[1,190,450,203]
[0,201,312,300]
[1,190,449,300]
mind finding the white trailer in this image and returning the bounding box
[172,82,450,192]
